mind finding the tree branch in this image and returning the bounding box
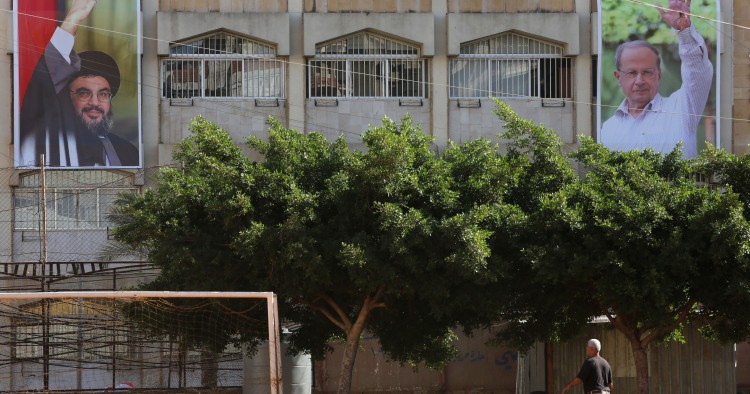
[641,304,693,348]
[607,311,642,345]
[305,302,347,332]
[320,294,353,331]
[367,286,387,311]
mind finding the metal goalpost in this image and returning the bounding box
[0,291,283,394]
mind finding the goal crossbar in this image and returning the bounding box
[0,291,283,394]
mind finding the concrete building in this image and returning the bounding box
[0,0,748,392]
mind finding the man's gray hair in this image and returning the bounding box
[615,40,661,71]
[588,339,601,352]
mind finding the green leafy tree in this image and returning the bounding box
[601,0,716,44]
[491,129,750,394]
[110,115,503,393]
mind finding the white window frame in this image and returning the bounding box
[308,32,427,99]
[449,32,572,100]
[162,32,285,99]
[13,170,138,231]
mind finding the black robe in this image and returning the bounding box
[19,42,138,167]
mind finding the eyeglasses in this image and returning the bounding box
[619,69,658,80]
[70,88,113,103]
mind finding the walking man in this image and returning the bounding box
[562,339,613,394]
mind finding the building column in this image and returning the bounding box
[432,0,449,148]
[288,0,306,133]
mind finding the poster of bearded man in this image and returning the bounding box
[14,0,141,168]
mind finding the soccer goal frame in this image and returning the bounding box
[0,291,283,394]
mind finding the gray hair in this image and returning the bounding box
[588,339,601,352]
[615,40,661,71]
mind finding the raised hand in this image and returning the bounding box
[61,0,99,36]
[657,0,691,30]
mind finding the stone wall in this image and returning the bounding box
[447,0,575,13]
[159,0,288,12]
[304,0,432,12]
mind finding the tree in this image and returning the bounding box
[110,115,502,393]
[491,131,750,394]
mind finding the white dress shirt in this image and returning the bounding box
[600,25,713,159]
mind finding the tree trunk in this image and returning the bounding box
[630,340,650,394]
[200,348,218,388]
[336,308,370,394]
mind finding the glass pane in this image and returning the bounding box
[316,33,419,56]
[14,191,40,230]
[450,59,489,98]
[460,33,563,56]
[54,190,78,229]
[389,59,423,98]
[205,59,243,97]
[350,60,381,97]
[163,60,202,98]
[492,60,533,98]
[98,189,122,228]
[78,190,99,229]
[244,59,283,97]
[538,58,572,99]
[310,60,347,97]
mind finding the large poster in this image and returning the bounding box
[598,0,719,159]
[14,0,141,168]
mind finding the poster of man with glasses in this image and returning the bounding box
[15,0,140,168]
[598,0,719,159]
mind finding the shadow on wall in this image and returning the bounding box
[313,329,518,394]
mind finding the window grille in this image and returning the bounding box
[162,32,284,99]
[13,171,138,231]
[450,32,571,99]
[309,32,426,98]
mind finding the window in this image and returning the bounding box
[308,32,426,98]
[13,170,138,230]
[449,32,571,99]
[162,32,285,99]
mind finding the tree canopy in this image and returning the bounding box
[491,136,750,394]
[111,114,515,393]
[601,0,717,44]
[110,101,750,394]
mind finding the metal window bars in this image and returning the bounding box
[459,32,563,57]
[309,33,425,99]
[316,32,420,56]
[308,59,425,98]
[450,33,571,100]
[13,188,137,231]
[163,32,284,99]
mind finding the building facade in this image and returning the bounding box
[0,0,747,392]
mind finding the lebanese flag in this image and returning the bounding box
[17,0,63,105]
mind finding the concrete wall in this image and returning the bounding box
[159,0,288,12]
[313,330,518,394]
[449,98,576,144]
[447,0,576,13]
[304,0,432,12]
[302,13,435,56]
[305,100,431,145]
[446,13,581,56]
[160,98,287,145]
[156,12,291,55]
